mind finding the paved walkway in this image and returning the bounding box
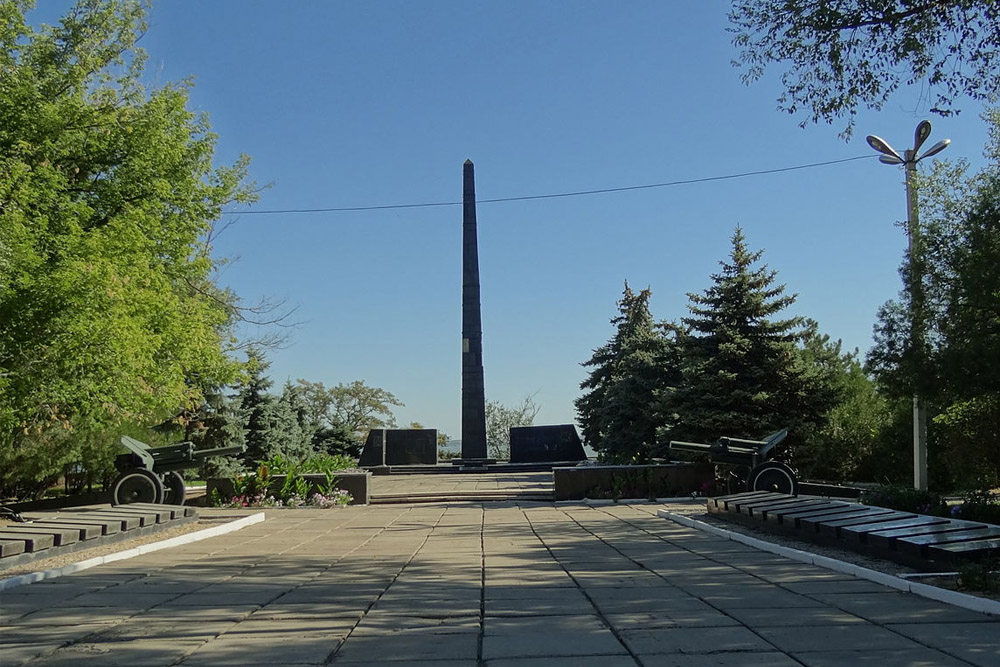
[2,493,1000,666]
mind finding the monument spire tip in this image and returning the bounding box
[464,158,473,165]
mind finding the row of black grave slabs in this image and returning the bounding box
[709,491,1000,570]
[0,503,197,565]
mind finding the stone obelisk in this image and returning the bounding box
[461,159,488,460]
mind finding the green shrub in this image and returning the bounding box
[951,489,1000,526]
[859,484,947,515]
[957,558,1000,594]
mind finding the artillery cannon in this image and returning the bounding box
[111,436,244,506]
[668,429,797,495]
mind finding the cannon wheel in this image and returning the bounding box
[162,471,187,506]
[747,461,798,495]
[112,469,164,505]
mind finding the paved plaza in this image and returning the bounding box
[2,474,1000,666]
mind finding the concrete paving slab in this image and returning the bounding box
[757,623,924,652]
[723,606,869,627]
[159,590,288,606]
[886,620,1000,666]
[9,605,134,626]
[780,578,894,595]
[604,608,742,629]
[250,603,369,620]
[813,590,996,623]
[586,589,718,615]
[352,612,478,633]
[92,619,237,641]
[790,648,972,667]
[137,604,260,622]
[481,627,627,660]
[0,641,67,665]
[691,586,829,610]
[619,625,775,655]
[484,613,606,636]
[332,627,479,663]
[485,595,591,616]
[484,657,636,667]
[30,638,206,666]
[639,654,803,667]
[0,621,109,644]
[179,634,342,665]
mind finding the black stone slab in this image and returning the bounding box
[21,521,103,541]
[74,512,141,531]
[0,539,26,557]
[783,504,871,525]
[42,515,122,535]
[812,510,914,538]
[898,526,1000,557]
[103,507,168,525]
[711,490,773,507]
[749,498,829,520]
[0,524,79,546]
[929,537,1000,561]
[865,522,979,551]
[509,424,586,464]
[362,429,438,466]
[765,502,849,526]
[729,493,795,513]
[0,531,53,552]
[127,503,195,520]
[711,491,785,513]
[358,429,386,466]
[840,516,950,545]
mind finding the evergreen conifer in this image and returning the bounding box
[668,228,828,448]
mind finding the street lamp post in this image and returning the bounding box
[866,121,950,491]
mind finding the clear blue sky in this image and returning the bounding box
[33,1,995,439]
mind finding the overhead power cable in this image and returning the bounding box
[222,154,874,216]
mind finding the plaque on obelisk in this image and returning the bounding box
[460,159,488,461]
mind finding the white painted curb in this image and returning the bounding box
[658,508,1000,617]
[0,512,265,592]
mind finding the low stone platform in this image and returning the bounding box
[0,503,198,570]
[709,491,1000,570]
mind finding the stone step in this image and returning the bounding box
[371,491,553,504]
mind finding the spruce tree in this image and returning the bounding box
[669,228,827,448]
[576,283,680,462]
[186,385,247,479]
[237,350,312,466]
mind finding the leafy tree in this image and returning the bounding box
[328,380,404,440]
[296,378,402,455]
[167,382,247,479]
[668,228,838,453]
[0,0,256,497]
[485,395,541,461]
[795,326,892,481]
[576,283,681,463]
[868,108,1000,487]
[730,1,1000,136]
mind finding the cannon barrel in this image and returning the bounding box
[191,444,245,460]
[667,440,714,453]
